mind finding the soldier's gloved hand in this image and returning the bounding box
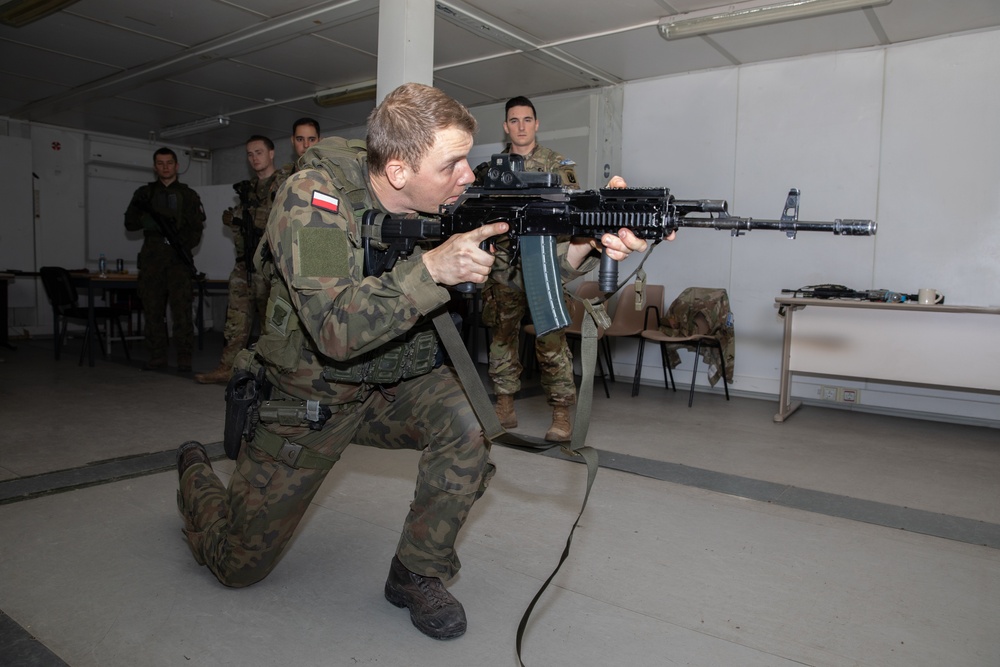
[222,208,235,226]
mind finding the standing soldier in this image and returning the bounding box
[195,136,290,384]
[124,147,205,372]
[482,96,580,442]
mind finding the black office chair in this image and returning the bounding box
[39,266,131,365]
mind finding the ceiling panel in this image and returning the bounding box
[233,35,378,88]
[67,0,265,46]
[0,0,997,151]
[560,25,734,82]
[0,40,120,88]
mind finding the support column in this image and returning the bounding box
[377,0,435,103]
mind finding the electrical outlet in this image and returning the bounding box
[821,385,838,401]
[839,388,859,403]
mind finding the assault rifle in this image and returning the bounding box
[362,153,877,336]
[232,180,260,278]
[135,200,205,281]
[782,284,921,303]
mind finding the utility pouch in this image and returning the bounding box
[223,366,262,460]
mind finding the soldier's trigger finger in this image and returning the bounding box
[472,222,508,242]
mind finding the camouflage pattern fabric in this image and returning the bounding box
[124,180,205,361]
[217,167,290,368]
[177,364,494,585]
[658,287,735,386]
[482,143,579,405]
[481,280,576,406]
[178,137,529,584]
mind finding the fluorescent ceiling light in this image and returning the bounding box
[658,0,892,41]
[314,80,378,108]
[0,0,78,27]
[159,115,231,139]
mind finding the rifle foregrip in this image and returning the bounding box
[520,236,571,336]
[598,252,618,293]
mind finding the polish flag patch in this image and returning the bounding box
[311,190,340,213]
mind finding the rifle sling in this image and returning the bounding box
[431,306,602,667]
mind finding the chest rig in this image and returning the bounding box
[257,138,439,387]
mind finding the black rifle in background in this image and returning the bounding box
[134,200,205,281]
[782,284,923,303]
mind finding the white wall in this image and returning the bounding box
[621,29,1000,426]
[1,125,230,334]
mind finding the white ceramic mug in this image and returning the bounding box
[918,288,943,304]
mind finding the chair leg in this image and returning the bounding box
[715,340,730,400]
[688,341,702,407]
[601,338,616,383]
[115,316,131,362]
[631,338,646,397]
[596,351,610,399]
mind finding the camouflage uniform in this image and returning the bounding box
[659,287,735,386]
[124,180,205,364]
[177,137,592,587]
[482,143,580,406]
[216,167,291,369]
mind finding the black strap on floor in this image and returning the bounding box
[433,307,602,667]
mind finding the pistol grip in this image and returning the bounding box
[520,236,571,336]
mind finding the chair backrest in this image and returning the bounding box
[39,266,80,312]
[604,283,664,337]
[664,287,731,336]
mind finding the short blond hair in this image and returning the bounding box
[366,83,478,174]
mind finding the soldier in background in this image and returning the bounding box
[175,83,648,640]
[194,136,290,384]
[124,147,205,372]
[482,96,580,442]
[290,116,321,164]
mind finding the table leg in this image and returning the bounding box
[87,280,97,367]
[774,304,802,422]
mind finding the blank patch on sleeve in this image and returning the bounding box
[297,227,350,278]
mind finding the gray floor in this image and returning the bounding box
[1,332,998,667]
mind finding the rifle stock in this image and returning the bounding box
[362,153,877,335]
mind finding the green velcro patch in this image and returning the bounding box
[297,227,350,278]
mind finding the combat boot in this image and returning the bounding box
[177,441,211,480]
[384,556,467,639]
[495,394,517,429]
[194,365,232,385]
[544,406,573,442]
[177,353,193,373]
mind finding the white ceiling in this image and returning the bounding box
[3,0,1000,151]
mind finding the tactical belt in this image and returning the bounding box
[251,425,338,470]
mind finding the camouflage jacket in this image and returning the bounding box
[228,166,291,261]
[658,287,735,386]
[253,138,593,405]
[503,142,579,189]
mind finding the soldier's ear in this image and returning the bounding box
[384,159,408,190]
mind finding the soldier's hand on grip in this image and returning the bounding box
[423,222,508,287]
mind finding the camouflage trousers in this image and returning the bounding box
[137,254,194,361]
[176,365,495,587]
[219,260,269,369]
[482,280,576,407]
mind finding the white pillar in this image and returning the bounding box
[376,0,435,104]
